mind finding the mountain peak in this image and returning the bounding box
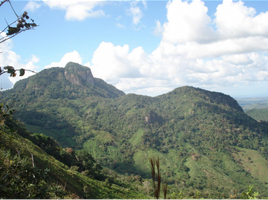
[64,62,94,86]
[158,86,243,113]
[7,62,124,99]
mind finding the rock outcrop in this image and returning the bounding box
[64,62,94,86]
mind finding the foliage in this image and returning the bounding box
[240,185,259,199]
[0,105,149,199]
[0,0,37,77]
[0,65,35,77]
[2,63,268,197]
[246,108,268,122]
[0,150,52,198]
[0,102,14,126]
[0,0,37,44]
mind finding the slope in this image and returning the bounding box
[0,108,149,198]
[2,62,268,198]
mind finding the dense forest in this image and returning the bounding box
[1,62,268,198]
[0,103,151,198]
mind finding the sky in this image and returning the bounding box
[1,0,268,98]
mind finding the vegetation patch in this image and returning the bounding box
[233,147,268,183]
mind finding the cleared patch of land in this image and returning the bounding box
[233,147,268,183]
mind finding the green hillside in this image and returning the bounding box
[2,62,268,198]
[236,97,268,122]
[0,105,150,198]
[245,109,268,122]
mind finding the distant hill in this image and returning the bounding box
[236,97,268,111]
[2,62,268,198]
[236,97,268,122]
[245,109,268,122]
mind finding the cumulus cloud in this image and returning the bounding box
[43,0,105,20]
[30,0,268,97]
[88,0,268,96]
[162,0,216,44]
[215,0,268,38]
[90,42,147,83]
[44,51,82,69]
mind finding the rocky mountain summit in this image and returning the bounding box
[6,62,124,99]
[64,62,94,86]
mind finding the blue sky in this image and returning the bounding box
[1,0,268,98]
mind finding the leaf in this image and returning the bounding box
[7,26,20,36]
[10,72,16,77]
[4,66,13,70]
[19,69,25,76]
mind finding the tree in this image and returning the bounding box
[75,150,102,177]
[0,0,37,77]
[0,150,52,198]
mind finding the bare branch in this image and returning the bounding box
[7,0,18,18]
[0,0,8,7]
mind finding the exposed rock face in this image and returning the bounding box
[145,111,163,124]
[64,62,94,86]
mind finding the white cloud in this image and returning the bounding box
[142,0,147,9]
[215,0,268,38]
[0,34,39,89]
[116,23,125,29]
[43,0,105,21]
[87,0,268,97]
[162,0,216,44]
[44,50,82,69]
[24,1,41,12]
[222,54,253,65]
[90,42,144,83]
[128,1,143,25]
[18,0,268,97]
[153,20,163,37]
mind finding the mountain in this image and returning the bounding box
[2,62,268,198]
[7,62,124,99]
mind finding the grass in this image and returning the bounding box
[233,147,268,183]
[185,154,234,188]
[129,128,144,146]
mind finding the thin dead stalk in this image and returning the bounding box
[163,182,168,199]
[149,157,162,199]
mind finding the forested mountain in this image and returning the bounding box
[2,62,268,198]
[0,106,150,198]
